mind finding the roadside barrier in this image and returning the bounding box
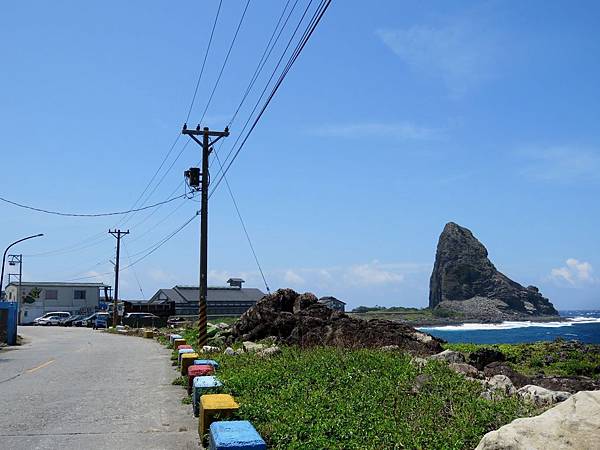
[187,364,215,395]
[199,394,239,439]
[163,337,266,447]
[209,420,267,450]
[181,352,199,376]
[143,330,154,339]
[192,375,223,417]
[169,334,182,345]
[178,348,195,366]
[193,359,220,370]
[173,338,187,348]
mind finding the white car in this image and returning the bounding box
[33,311,71,325]
[37,315,63,326]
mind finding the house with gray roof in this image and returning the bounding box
[318,296,346,312]
[148,278,264,317]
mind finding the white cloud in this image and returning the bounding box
[344,261,405,286]
[550,258,596,286]
[284,270,305,285]
[314,122,441,140]
[376,20,497,97]
[519,147,600,182]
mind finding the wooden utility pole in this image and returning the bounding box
[109,229,129,327]
[182,124,229,348]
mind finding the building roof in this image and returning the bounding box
[6,281,107,288]
[151,285,265,304]
[319,296,346,305]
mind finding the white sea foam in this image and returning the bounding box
[418,316,600,332]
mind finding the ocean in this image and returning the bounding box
[419,310,600,344]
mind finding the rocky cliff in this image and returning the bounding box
[429,222,559,319]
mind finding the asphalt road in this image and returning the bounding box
[0,326,199,450]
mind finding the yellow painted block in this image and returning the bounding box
[181,352,199,376]
[199,394,239,438]
[173,338,186,348]
[143,330,154,338]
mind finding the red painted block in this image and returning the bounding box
[187,364,215,395]
[177,344,193,351]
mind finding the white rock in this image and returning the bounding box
[380,345,400,352]
[486,375,516,396]
[449,362,480,378]
[216,322,230,330]
[476,390,600,450]
[412,332,433,343]
[224,347,235,356]
[517,384,572,407]
[411,357,428,369]
[202,345,220,354]
[242,341,266,353]
[256,346,281,358]
[428,349,466,364]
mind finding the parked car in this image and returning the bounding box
[33,312,71,325]
[73,313,96,327]
[37,315,63,326]
[167,316,188,328]
[94,312,111,329]
[60,314,83,327]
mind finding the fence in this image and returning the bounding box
[0,302,18,345]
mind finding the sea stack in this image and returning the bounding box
[429,222,559,320]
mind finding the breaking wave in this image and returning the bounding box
[419,316,600,332]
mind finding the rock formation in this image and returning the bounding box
[475,390,600,450]
[429,222,558,319]
[231,289,444,355]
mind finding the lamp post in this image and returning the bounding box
[1,233,43,299]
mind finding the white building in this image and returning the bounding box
[5,282,109,324]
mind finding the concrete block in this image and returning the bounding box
[194,359,220,370]
[199,394,239,439]
[143,330,154,338]
[209,421,266,450]
[177,344,193,351]
[178,348,196,366]
[193,376,223,417]
[181,352,199,376]
[187,364,215,395]
[173,338,187,348]
[169,334,182,344]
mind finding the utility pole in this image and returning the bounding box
[182,124,229,348]
[109,229,129,327]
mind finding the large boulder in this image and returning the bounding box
[484,362,531,388]
[429,222,559,319]
[476,390,600,450]
[231,289,444,355]
[517,385,572,407]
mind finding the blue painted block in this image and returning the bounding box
[209,421,266,450]
[178,348,195,365]
[194,359,220,370]
[193,376,223,417]
[170,334,182,344]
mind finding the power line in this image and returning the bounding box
[212,147,270,293]
[0,193,190,217]
[211,0,332,195]
[198,0,251,125]
[185,0,224,123]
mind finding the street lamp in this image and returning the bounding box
[1,233,43,298]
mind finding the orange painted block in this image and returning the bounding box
[187,364,215,395]
[199,394,239,439]
[177,344,193,351]
[180,352,199,376]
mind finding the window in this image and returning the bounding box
[45,290,58,300]
[74,290,86,300]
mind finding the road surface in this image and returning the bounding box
[0,326,199,449]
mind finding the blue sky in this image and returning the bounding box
[1,1,598,310]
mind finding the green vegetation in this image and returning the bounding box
[445,340,600,378]
[181,395,192,405]
[349,306,464,323]
[200,346,537,450]
[172,376,187,386]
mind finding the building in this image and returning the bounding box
[5,281,109,324]
[148,278,264,317]
[318,296,346,312]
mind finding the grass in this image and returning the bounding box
[202,346,537,450]
[444,340,600,378]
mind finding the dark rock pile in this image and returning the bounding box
[429,222,559,320]
[231,289,444,355]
